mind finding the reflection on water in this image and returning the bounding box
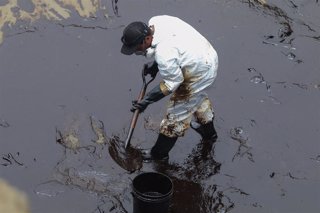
[34,180,66,197]
[0,0,108,45]
[48,113,241,212]
[53,166,129,195]
[46,115,134,212]
[170,177,233,213]
[55,113,142,172]
[149,140,241,213]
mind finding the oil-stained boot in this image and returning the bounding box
[141,133,178,161]
[191,120,218,141]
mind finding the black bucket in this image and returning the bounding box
[132,172,173,213]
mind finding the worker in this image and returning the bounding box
[120,15,218,161]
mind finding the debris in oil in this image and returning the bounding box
[111,0,120,16]
[56,128,80,151]
[285,172,306,180]
[1,153,24,167]
[55,114,142,172]
[90,116,108,145]
[0,0,108,45]
[310,154,320,162]
[230,127,254,162]
[55,114,105,153]
[270,172,275,178]
[0,119,10,128]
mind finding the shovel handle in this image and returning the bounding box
[124,70,155,149]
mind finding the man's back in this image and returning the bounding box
[149,15,218,93]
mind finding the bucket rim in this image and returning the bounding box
[132,172,173,199]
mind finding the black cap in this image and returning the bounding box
[121,21,149,55]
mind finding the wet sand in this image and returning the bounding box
[1,0,319,212]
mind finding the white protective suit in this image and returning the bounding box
[147,15,218,137]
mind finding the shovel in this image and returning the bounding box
[124,68,155,149]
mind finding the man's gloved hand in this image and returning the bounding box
[131,100,149,112]
[131,84,166,113]
[143,61,159,78]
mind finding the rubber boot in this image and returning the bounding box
[190,120,218,141]
[141,133,178,161]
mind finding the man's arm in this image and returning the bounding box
[131,83,169,112]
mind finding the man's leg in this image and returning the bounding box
[142,114,191,161]
[142,133,177,160]
[191,97,217,141]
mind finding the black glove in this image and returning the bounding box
[143,61,159,78]
[131,84,166,112]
